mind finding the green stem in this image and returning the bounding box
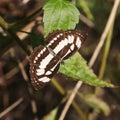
[99,23,114,79]
[51,77,66,95]
[72,101,87,120]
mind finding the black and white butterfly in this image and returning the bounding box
[29,30,87,90]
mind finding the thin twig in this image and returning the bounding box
[88,0,120,67]
[58,81,82,120]
[0,98,23,118]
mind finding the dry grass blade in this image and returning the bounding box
[58,81,82,120]
[88,0,120,67]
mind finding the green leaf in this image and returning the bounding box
[59,52,113,87]
[43,0,80,37]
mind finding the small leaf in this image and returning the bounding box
[59,52,113,87]
[85,94,110,116]
[43,0,80,36]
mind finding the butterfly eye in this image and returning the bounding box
[29,30,87,90]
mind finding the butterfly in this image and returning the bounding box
[29,30,87,90]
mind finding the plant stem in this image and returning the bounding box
[51,78,65,95]
[72,101,87,120]
[99,23,114,79]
